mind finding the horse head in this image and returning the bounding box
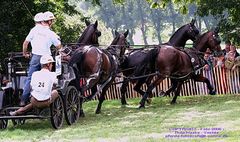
[168,19,199,47]
[194,28,221,54]
[77,20,101,46]
[108,30,129,61]
[186,19,200,42]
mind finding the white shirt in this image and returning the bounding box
[25,24,61,55]
[30,69,57,101]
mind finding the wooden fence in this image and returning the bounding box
[90,67,240,100]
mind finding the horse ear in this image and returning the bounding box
[124,29,129,38]
[85,19,90,26]
[94,20,98,29]
[190,19,196,26]
[115,30,119,37]
[214,27,219,34]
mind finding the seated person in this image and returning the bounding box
[10,55,59,116]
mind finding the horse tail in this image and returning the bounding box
[69,49,84,66]
[134,47,159,77]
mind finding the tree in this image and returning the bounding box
[196,0,240,44]
[0,0,84,61]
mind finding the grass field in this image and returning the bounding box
[1,94,240,142]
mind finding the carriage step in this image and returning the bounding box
[0,115,49,120]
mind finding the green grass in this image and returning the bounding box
[1,94,240,142]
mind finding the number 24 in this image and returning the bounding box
[38,82,45,87]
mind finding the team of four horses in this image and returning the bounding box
[62,19,221,116]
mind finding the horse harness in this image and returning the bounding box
[179,48,207,72]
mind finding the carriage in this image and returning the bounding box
[0,51,80,129]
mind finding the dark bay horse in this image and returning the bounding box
[77,20,101,45]
[69,30,129,114]
[120,19,199,105]
[134,29,221,108]
[60,20,101,117]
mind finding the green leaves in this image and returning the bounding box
[150,2,159,9]
[180,5,187,14]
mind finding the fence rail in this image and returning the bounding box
[88,66,240,100]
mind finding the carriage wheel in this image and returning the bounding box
[0,119,8,130]
[50,96,64,129]
[64,86,80,125]
[0,111,9,130]
[12,119,25,126]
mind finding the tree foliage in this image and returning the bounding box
[196,0,240,44]
[0,0,84,61]
[88,0,240,45]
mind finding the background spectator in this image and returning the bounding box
[222,40,231,55]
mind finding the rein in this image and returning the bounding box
[113,65,205,85]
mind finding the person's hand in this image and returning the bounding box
[232,65,237,70]
[204,64,209,70]
[23,52,31,58]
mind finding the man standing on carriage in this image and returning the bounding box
[21,11,62,106]
[10,55,59,116]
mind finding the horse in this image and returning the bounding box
[60,20,101,117]
[120,19,199,105]
[77,20,101,45]
[69,30,129,114]
[134,28,221,108]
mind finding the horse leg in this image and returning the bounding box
[81,73,101,100]
[193,74,215,95]
[139,77,164,108]
[171,81,183,104]
[83,85,97,101]
[133,78,146,96]
[145,76,154,104]
[95,80,113,114]
[133,78,152,105]
[163,79,178,97]
[79,97,85,117]
[120,78,128,105]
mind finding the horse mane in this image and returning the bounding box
[193,31,208,48]
[168,24,188,42]
[106,34,120,55]
[77,25,91,43]
[109,35,120,46]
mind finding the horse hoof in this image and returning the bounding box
[159,91,168,97]
[170,101,176,105]
[146,98,152,105]
[138,105,145,109]
[121,103,129,106]
[209,90,216,95]
[80,110,85,117]
[95,110,101,114]
[121,101,128,106]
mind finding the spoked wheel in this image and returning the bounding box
[64,86,80,125]
[12,119,25,126]
[0,119,8,130]
[0,111,9,130]
[50,96,64,129]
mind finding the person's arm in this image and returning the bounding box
[55,44,62,50]
[51,31,62,50]
[22,40,31,58]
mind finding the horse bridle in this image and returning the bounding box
[187,24,199,41]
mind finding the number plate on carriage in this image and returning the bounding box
[55,55,62,76]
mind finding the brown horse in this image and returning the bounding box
[69,30,129,114]
[120,19,199,105]
[60,20,101,118]
[134,29,221,108]
[77,20,101,45]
